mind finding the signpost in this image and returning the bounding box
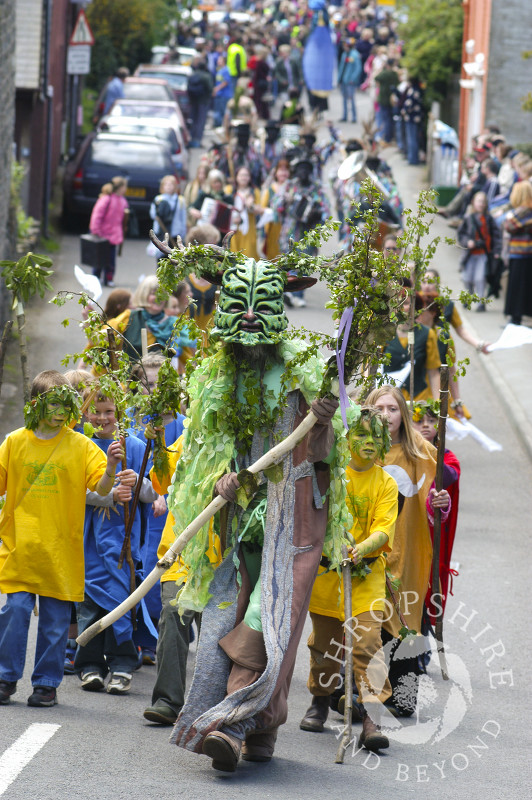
[67,9,95,155]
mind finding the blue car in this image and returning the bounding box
[62,132,179,230]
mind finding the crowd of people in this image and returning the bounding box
[0,0,529,781]
[437,125,532,323]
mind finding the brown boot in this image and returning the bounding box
[241,730,277,762]
[202,730,241,772]
[357,711,389,752]
[299,695,330,732]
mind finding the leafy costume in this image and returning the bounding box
[168,257,350,757]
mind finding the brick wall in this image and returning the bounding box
[0,0,17,326]
[486,0,532,144]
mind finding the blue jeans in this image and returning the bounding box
[376,106,393,143]
[395,118,405,152]
[212,94,230,128]
[75,595,138,676]
[462,252,487,298]
[405,120,420,165]
[189,99,209,145]
[0,592,71,687]
[340,82,357,121]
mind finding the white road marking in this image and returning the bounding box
[0,723,60,796]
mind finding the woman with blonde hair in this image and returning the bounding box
[364,384,438,716]
[107,275,195,366]
[503,180,532,325]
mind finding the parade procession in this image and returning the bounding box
[0,1,531,798]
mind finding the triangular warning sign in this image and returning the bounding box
[70,9,95,46]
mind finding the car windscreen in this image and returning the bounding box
[105,126,179,152]
[137,71,188,91]
[123,84,171,101]
[111,103,176,118]
[88,140,169,169]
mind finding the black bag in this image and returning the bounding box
[80,233,111,269]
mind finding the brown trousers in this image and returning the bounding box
[307,611,392,707]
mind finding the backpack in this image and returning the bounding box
[187,72,206,98]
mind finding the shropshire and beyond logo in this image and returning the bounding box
[325,597,511,779]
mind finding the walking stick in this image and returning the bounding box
[107,330,137,628]
[77,409,321,646]
[117,438,152,568]
[0,320,14,399]
[335,545,354,764]
[432,364,450,680]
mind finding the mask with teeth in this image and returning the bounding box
[212,258,289,345]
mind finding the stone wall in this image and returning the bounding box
[486,0,532,145]
[0,0,17,326]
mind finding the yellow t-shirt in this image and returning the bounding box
[309,464,398,620]
[150,436,221,584]
[0,426,107,601]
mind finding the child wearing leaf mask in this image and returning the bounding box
[0,371,124,707]
[301,405,398,753]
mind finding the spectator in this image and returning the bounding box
[99,67,129,119]
[338,39,362,123]
[401,75,425,165]
[375,59,399,144]
[503,181,532,325]
[226,34,248,92]
[457,191,501,311]
[274,44,303,105]
[89,177,129,288]
[481,158,500,206]
[187,59,214,148]
[212,54,233,129]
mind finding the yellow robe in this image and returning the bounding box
[309,464,398,620]
[381,433,436,637]
[230,188,264,259]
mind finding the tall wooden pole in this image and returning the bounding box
[433,364,449,680]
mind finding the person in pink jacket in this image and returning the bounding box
[89,176,129,287]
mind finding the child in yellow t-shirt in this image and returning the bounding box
[0,370,125,708]
[300,406,398,753]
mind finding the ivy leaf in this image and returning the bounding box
[399,626,418,641]
[264,463,284,484]
[83,421,96,438]
[236,469,259,500]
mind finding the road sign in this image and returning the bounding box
[70,9,95,46]
[67,45,91,75]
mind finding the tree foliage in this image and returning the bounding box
[398,0,463,105]
[86,0,176,91]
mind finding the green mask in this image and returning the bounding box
[212,258,288,345]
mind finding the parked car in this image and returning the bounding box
[134,64,192,121]
[98,115,188,180]
[62,132,179,229]
[104,98,189,145]
[93,77,175,125]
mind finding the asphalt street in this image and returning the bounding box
[0,89,531,800]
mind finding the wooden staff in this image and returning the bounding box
[0,320,14,399]
[335,545,354,764]
[107,330,137,628]
[432,364,450,680]
[77,408,321,646]
[117,438,152,568]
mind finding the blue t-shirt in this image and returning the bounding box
[215,66,233,100]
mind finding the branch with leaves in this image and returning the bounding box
[0,252,54,402]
